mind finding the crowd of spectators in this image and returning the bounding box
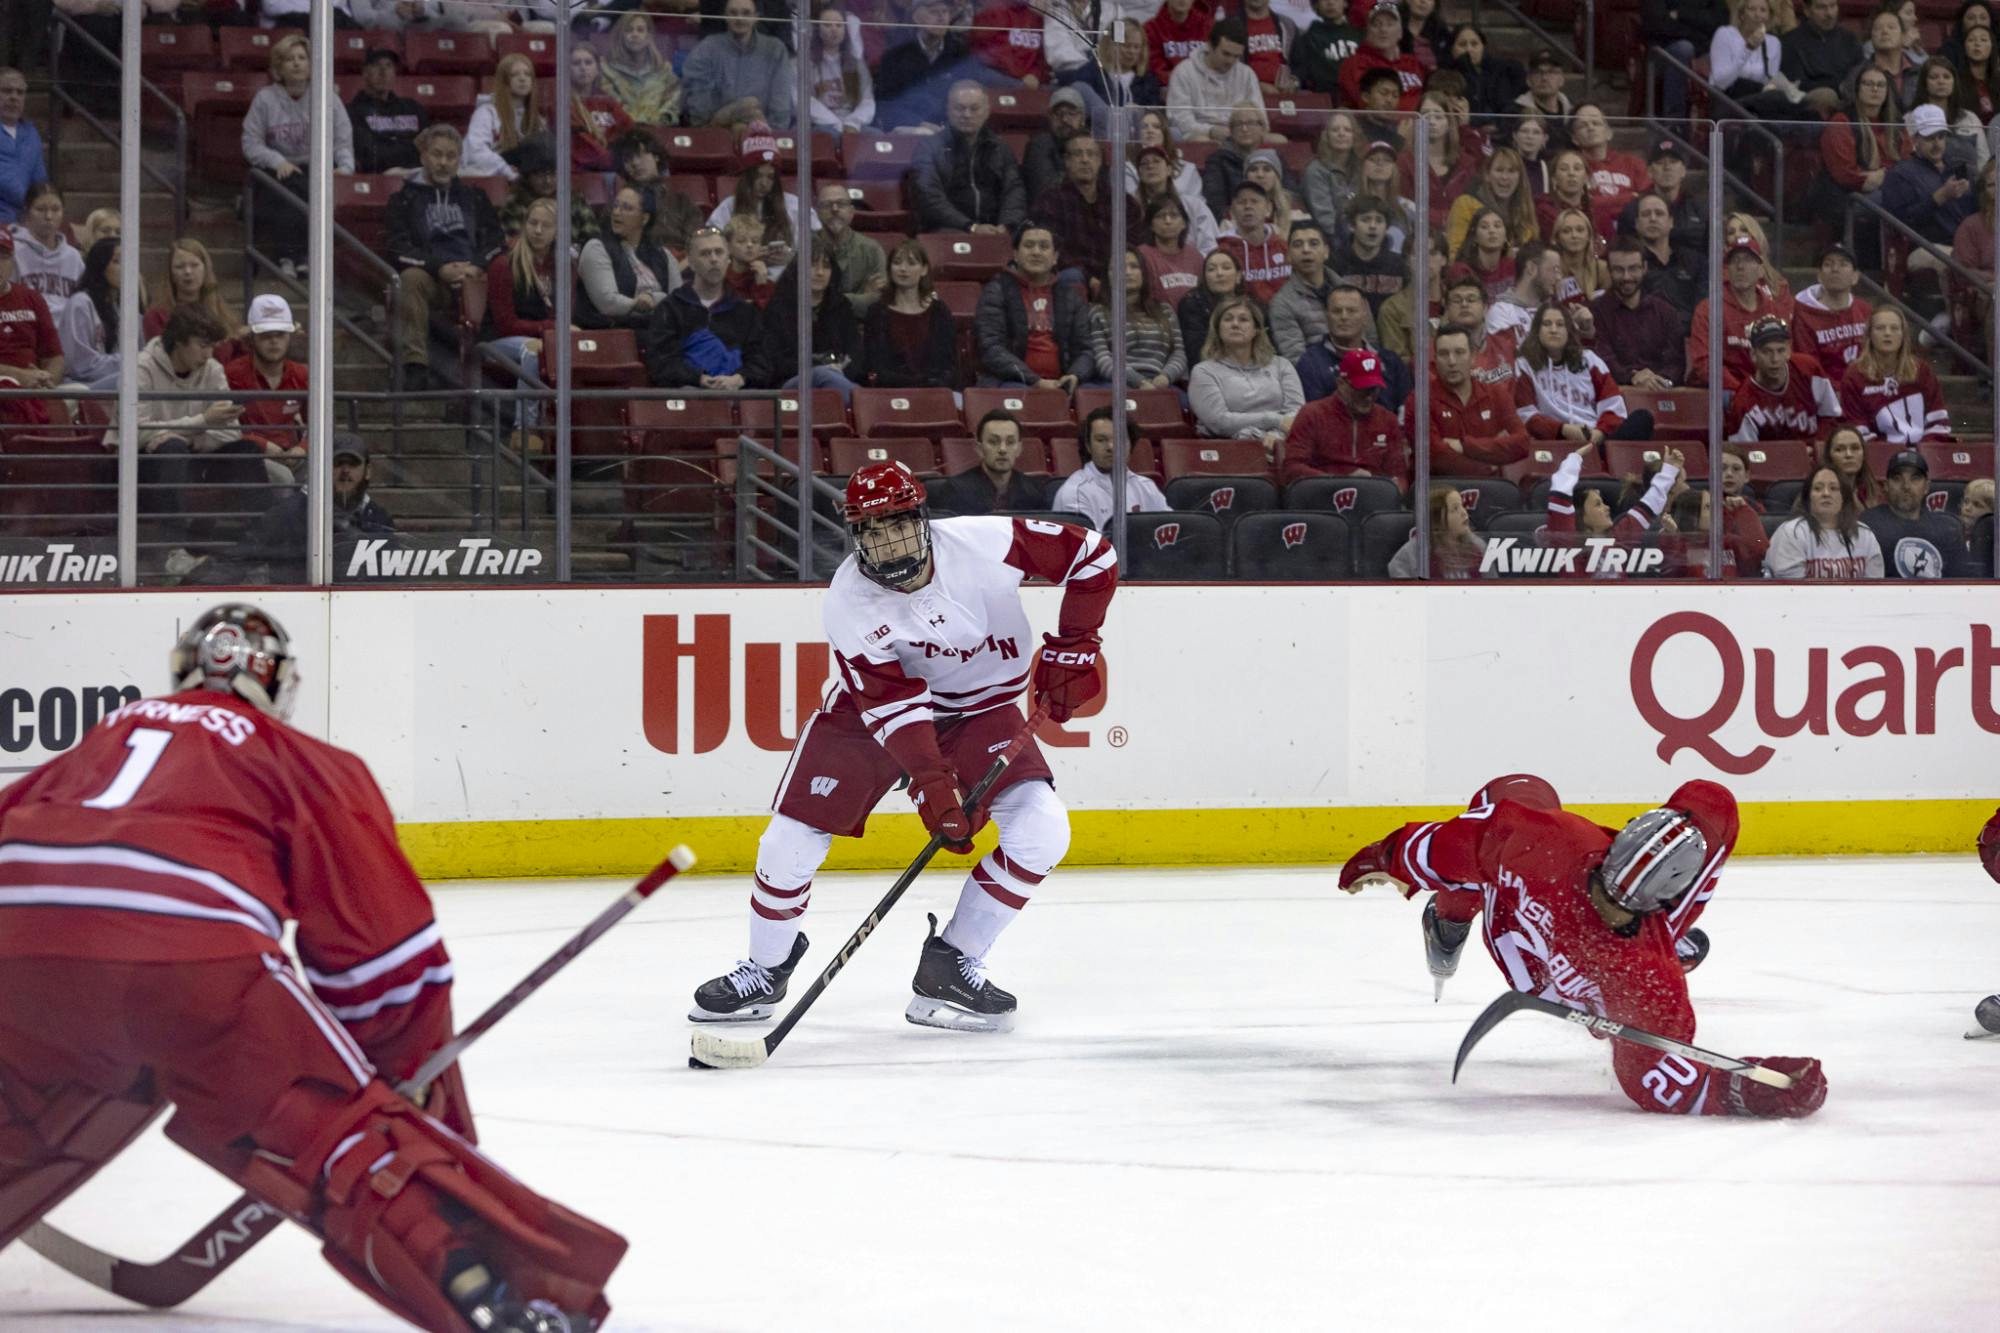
[7,0,2000,579]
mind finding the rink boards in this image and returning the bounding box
[2,584,1995,876]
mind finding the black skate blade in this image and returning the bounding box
[904,996,1014,1033]
[1964,1028,2000,1041]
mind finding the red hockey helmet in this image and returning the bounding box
[1467,773,1561,812]
[843,461,932,590]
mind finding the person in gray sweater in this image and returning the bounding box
[684,0,797,128]
[1266,223,1335,360]
[240,33,355,273]
[1188,294,1303,454]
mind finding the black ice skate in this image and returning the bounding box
[445,1257,596,1333]
[1422,899,1470,1002]
[1676,927,1711,974]
[1967,993,2000,1041]
[688,934,808,1023]
[905,913,1016,1033]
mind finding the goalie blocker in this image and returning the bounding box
[0,605,624,1332]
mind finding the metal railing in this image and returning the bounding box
[1644,48,1786,235]
[1848,194,1995,380]
[733,435,849,583]
[243,167,401,373]
[45,10,188,236]
[1469,0,1594,101]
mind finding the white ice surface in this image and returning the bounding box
[3,857,1996,1333]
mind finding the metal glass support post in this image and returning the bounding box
[116,1,141,585]
[1109,24,1130,562]
[307,1,335,584]
[1992,153,1999,578]
[793,5,816,580]
[1413,128,1431,579]
[555,4,574,581]
[1706,122,1725,580]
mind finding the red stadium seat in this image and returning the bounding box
[853,387,961,440]
[840,180,912,233]
[1074,387,1188,436]
[1178,140,1217,170]
[219,27,281,73]
[986,87,1050,132]
[1865,440,1903,477]
[404,31,495,78]
[1623,387,1710,441]
[1160,438,1269,479]
[656,126,736,174]
[1264,92,1333,140]
[567,329,643,386]
[1049,438,1157,477]
[1500,444,1578,488]
[1605,439,1708,480]
[331,29,396,72]
[939,436,1053,474]
[962,387,1072,438]
[0,433,114,537]
[830,438,942,476]
[842,130,924,180]
[1275,139,1315,178]
[461,175,512,209]
[138,24,214,95]
[1735,438,1812,484]
[919,232,1012,282]
[1921,440,1992,480]
[934,281,982,327]
[741,388,850,441]
[495,32,559,75]
[773,130,840,175]
[629,395,737,453]
[659,172,717,210]
[402,75,477,125]
[331,175,399,250]
[183,72,269,183]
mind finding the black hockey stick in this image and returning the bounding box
[21,845,697,1309]
[1452,989,1797,1088]
[689,705,1050,1070]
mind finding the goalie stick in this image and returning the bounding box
[689,705,1050,1071]
[1452,989,1797,1089]
[21,844,697,1309]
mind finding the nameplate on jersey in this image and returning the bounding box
[0,538,118,587]
[341,535,553,582]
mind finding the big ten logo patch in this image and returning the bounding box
[641,614,1109,753]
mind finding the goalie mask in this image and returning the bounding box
[844,461,931,591]
[1601,807,1707,915]
[170,603,300,720]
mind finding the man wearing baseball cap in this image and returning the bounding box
[1862,447,1969,578]
[225,295,309,475]
[1339,1,1423,111]
[0,227,62,427]
[1880,104,1976,251]
[189,432,397,587]
[1790,242,1874,382]
[1723,316,1842,444]
[1687,233,1790,389]
[1512,49,1574,147]
[1280,346,1409,487]
[349,46,427,177]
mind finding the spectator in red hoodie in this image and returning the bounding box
[1725,316,1844,443]
[0,227,61,427]
[1687,234,1790,388]
[1790,243,1873,383]
[1405,323,1530,476]
[1216,180,1293,302]
[1280,346,1409,485]
[224,294,309,476]
[1339,0,1425,111]
[972,0,1052,88]
[1570,103,1652,203]
[1147,0,1218,85]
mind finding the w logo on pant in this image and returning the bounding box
[809,776,840,797]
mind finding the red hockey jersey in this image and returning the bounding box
[0,690,455,1084]
[1366,782,1741,1114]
[1838,360,1952,443]
[1789,284,1872,384]
[1723,355,1842,442]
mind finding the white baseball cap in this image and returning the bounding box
[247,293,296,335]
[1906,103,1949,139]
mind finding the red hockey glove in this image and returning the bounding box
[909,767,984,854]
[1978,807,2000,884]
[1033,631,1102,723]
[1725,1056,1827,1119]
[1339,835,1411,896]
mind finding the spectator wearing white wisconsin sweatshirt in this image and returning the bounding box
[1766,463,1886,578]
[9,183,83,324]
[1167,21,1269,142]
[240,33,355,276]
[1188,295,1304,458]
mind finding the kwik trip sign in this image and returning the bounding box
[0,539,118,586]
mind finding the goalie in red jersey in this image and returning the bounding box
[1340,775,1828,1117]
[0,605,624,1332]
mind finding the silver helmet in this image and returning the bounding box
[1601,808,1707,914]
[169,603,298,720]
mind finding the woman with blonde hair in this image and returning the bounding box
[144,237,247,358]
[76,207,121,252]
[567,46,635,175]
[240,31,354,276]
[463,53,548,181]
[1533,148,1593,238]
[1190,295,1303,456]
[600,11,684,127]
[1839,308,1952,442]
[1444,146,1537,252]
[1550,207,1608,304]
[486,196,563,441]
[1303,112,1364,240]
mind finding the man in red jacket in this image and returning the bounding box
[1687,234,1790,388]
[1281,347,1409,485]
[223,293,309,472]
[1337,0,1423,110]
[1572,102,1651,202]
[1404,324,1529,476]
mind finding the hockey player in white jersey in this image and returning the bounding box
[690,461,1118,1032]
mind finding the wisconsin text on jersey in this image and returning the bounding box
[1478,537,1667,576]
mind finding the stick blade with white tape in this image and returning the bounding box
[688,1030,771,1069]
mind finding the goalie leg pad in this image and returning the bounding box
[176,1078,626,1333]
[0,1060,163,1250]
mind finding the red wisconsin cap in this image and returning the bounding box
[1341,347,1387,390]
